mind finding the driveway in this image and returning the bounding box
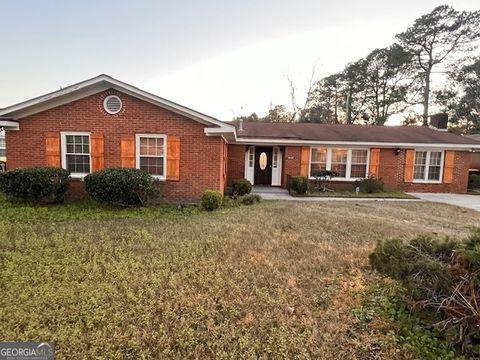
[409,193,480,212]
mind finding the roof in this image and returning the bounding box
[233,122,480,148]
[465,134,480,142]
[0,74,234,134]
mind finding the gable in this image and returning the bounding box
[0,75,235,134]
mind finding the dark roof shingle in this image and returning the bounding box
[235,123,480,145]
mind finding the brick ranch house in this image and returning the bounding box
[1,75,479,201]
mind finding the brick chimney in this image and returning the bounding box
[429,113,448,131]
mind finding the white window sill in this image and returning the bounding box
[70,173,89,179]
[412,180,442,184]
[309,177,364,182]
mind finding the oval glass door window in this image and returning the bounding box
[259,152,268,170]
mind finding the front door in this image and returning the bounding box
[254,147,273,185]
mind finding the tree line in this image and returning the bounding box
[235,6,480,134]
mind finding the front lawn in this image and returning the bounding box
[0,198,478,359]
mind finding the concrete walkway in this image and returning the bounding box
[408,193,480,212]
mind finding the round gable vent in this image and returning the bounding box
[103,95,122,114]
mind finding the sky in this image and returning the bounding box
[1,0,479,123]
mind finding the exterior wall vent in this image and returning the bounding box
[103,95,122,114]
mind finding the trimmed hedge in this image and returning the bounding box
[0,167,70,203]
[233,179,252,196]
[201,190,223,211]
[289,176,309,194]
[84,168,159,207]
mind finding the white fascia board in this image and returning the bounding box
[233,137,480,150]
[0,120,20,130]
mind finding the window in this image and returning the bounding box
[309,148,370,180]
[0,137,5,158]
[273,147,279,169]
[62,133,91,176]
[136,134,166,179]
[310,148,327,175]
[350,150,368,178]
[331,149,348,177]
[413,150,443,182]
[248,146,254,167]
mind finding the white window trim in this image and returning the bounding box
[135,134,167,180]
[61,131,92,178]
[309,147,370,181]
[412,150,444,184]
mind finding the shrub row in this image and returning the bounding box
[288,175,385,194]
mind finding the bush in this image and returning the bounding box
[357,176,384,193]
[201,190,223,211]
[0,167,70,203]
[84,168,159,207]
[370,230,480,355]
[289,176,309,194]
[232,179,252,196]
[240,194,262,205]
[468,174,480,190]
[311,170,338,192]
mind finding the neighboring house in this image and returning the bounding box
[0,132,6,171]
[0,75,479,201]
[465,134,480,173]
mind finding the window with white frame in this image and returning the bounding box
[330,149,348,177]
[310,148,369,180]
[136,134,166,178]
[413,150,443,182]
[0,137,5,158]
[62,133,91,175]
[273,147,279,169]
[248,146,254,167]
[350,150,368,178]
[310,148,327,175]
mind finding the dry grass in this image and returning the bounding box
[0,199,478,359]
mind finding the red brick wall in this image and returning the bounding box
[226,144,246,186]
[282,146,302,187]
[5,90,225,202]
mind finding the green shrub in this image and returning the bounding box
[468,174,480,190]
[232,179,252,196]
[370,230,480,354]
[240,193,262,205]
[201,190,223,211]
[357,176,384,193]
[0,167,70,203]
[221,196,241,208]
[289,176,309,194]
[84,168,159,207]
